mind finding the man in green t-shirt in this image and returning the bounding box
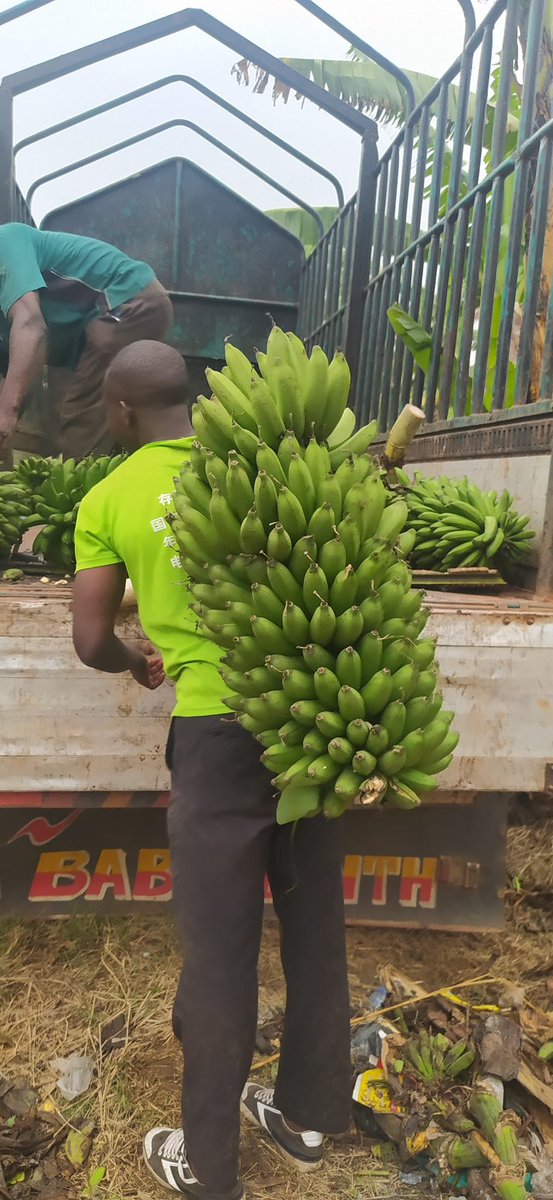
[72,341,351,1200]
[0,222,172,459]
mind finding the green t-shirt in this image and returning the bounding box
[0,223,156,366]
[74,438,228,719]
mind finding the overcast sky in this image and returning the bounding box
[2,0,492,225]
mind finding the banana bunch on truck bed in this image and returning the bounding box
[397,469,535,572]
[0,470,34,559]
[171,327,458,824]
[27,454,125,571]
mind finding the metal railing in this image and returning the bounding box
[299,0,553,439]
[298,196,357,355]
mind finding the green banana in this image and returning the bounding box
[277,486,307,543]
[303,728,329,756]
[328,422,378,468]
[335,647,362,689]
[301,643,335,671]
[327,405,356,449]
[361,668,393,717]
[309,600,337,646]
[282,669,316,701]
[287,454,316,520]
[328,737,355,764]
[366,724,390,756]
[313,666,341,706]
[320,351,351,438]
[315,710,347,739]
[307,502,336,548]
[254,471,278,530]
[251,614,293,653]
[224,460,254,520]
[358,632,384,677]
[251,583,284,625]
[337,686,365,722]
[334,768,363,801]
[348,719,372,748]
[240,508,267,555]
[289,534,317,582]
[303,562,329,614]
[282,601,311,646]
[266,523,293,562]
[318,536,347,582]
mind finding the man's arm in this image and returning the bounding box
[0,293,48,445]
[73,564,166,690]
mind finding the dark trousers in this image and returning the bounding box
[167,716,352,1192]
[57,280,173,459]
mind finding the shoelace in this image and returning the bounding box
[255,1085,275,1106]
[161,1129,187,1163]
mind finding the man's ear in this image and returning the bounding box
[119,399,133,428]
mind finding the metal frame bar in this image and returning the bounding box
[0,0,55,24]
[28,118,326,238]
[455,0,476,42]
[293,0,416,114]
[14,75,345,209]
[0,8,376,222]
[1,8,374,129]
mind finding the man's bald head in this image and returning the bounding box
[105,340,190,410]
[103,340,193,451]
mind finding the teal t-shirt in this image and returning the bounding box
[74,438,228,719]
[0,223,156,365]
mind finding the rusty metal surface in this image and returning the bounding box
[402,413,553,460]
[42,158,302,360]
[0,793,506,928]
[0,586,552,794]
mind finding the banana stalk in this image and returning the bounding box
[384,404,426,466]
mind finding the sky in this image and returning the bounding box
[1,0,492,225]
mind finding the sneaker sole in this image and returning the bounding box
[240,1100,322,1174]
[143,1148,245,1199]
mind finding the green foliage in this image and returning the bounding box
[265,206,339,255]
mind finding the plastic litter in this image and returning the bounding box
[49,1054,94,1100]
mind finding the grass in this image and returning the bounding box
[0,917,410,1200]
[2,814,552,1200]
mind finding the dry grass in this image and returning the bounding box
[2,813,553,1199]
[0,917,409,1200]
[508,817,553,891]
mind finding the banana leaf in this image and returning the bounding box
[233,52,476,129]
[387,304,433,373]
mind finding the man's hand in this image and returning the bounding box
[0,402,18,449]
[127,640,166,690]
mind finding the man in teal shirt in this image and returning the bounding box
[0,222,172,458]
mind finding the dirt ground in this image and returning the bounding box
[1,811,553,1200]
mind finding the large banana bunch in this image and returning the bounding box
[395,470,535,572]
[30,454,125,571]
[0,470,34,559]
[172,327,458,824]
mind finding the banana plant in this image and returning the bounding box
[233,49,474,129]
[265,206,339,255]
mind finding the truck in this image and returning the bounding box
[1,0,552,928]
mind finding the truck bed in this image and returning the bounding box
[0,582,552,795]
